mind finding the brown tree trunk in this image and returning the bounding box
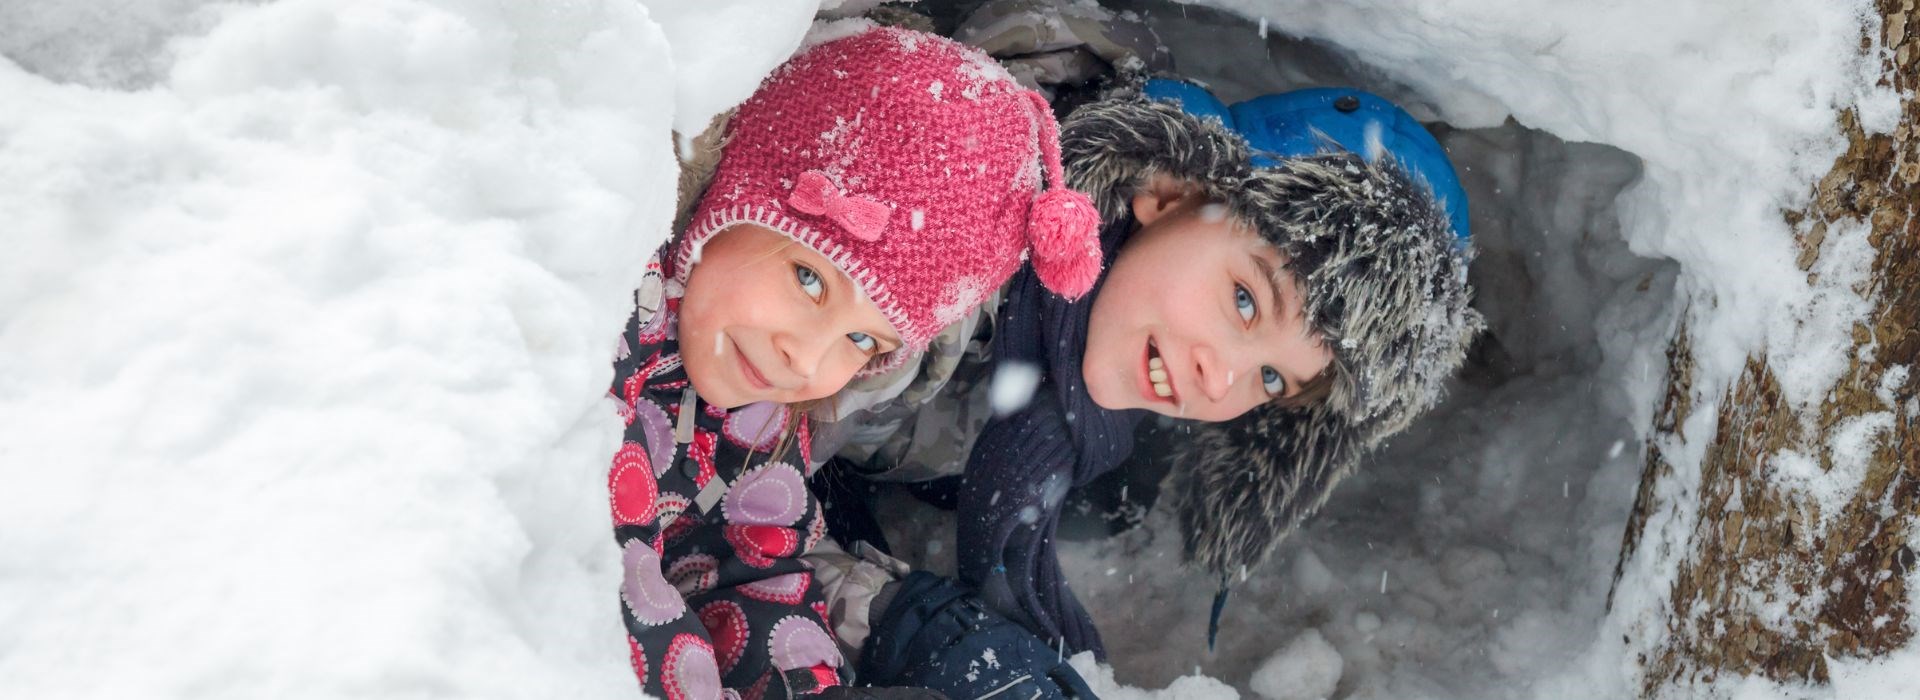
[1613,1,1920,692]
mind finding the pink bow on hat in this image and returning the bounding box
[788,170,892,242]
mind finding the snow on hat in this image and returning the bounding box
[1058,86,1484,577]
[675,24,1102,371]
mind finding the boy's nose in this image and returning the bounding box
[1190,346,1231,402]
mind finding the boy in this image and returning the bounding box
[800,4,1480,698]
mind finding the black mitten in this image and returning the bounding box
[860,572,1100,700]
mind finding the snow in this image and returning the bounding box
[1827,527,1920,699]
[2,0,1910,698]
[1071,652,1244,700]
[0,0,800,696]
[989,360,1044,415]
[636,0,824,136]
[1768,216,1879,409]
[1248,630,1343,700]
[1773,405,1894,526]
[1877,366,1911,405]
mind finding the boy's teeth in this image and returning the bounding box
[1148,344,1171,397]
[1136,347,1167,395]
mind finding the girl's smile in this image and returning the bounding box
[729,336,779,392]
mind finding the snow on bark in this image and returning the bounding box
[1613,3,1920,694]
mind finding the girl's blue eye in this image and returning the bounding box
[795,265,823,300]
[1261,366,1286,397]
[848,332,876,353]
[1234,284,1256,323]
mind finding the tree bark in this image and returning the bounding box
[1614,1,1920,691]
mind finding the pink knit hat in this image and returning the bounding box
[674,24,1101,369]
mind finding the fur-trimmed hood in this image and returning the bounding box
[1058,91,1484,577]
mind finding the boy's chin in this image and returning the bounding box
[1082,378,1134,413]
[1138,402,1183,418]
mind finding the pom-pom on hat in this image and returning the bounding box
[676,24,1102,371]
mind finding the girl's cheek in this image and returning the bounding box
[731,285,784,330]
[820,352,867,395]
[822,354,859,390]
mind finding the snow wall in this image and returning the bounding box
[0,0,1903,699]
[0,0,818,696]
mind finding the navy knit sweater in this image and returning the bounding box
[956,217,1144,658]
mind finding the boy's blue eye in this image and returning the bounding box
[1234,285,1256,322]
[1261,366,1286,397]
[848,332,876,353]
[795,264,823,300]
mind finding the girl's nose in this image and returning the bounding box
[1190,346,1231,402]
[771,329,826,384]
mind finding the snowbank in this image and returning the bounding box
[0,0,814,696]
[637,0,820,137]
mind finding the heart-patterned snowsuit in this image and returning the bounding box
[608,260,841,700]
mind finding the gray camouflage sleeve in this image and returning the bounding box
[808,293,996,471]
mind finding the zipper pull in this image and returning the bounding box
[674,388,697,445]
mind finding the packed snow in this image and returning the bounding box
[1247,630,1343,700]
[639,0,821,137]
[0,0,1908,699]
[0,0,752,696]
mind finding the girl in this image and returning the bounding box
[606,25,1102,700]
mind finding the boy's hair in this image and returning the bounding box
[1061,91,1483,577]
[1275,369,1334,410]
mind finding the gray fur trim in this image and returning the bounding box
[1059,96,1254,226]
[1059,93,1485,575]
[1173,400,1354,576]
